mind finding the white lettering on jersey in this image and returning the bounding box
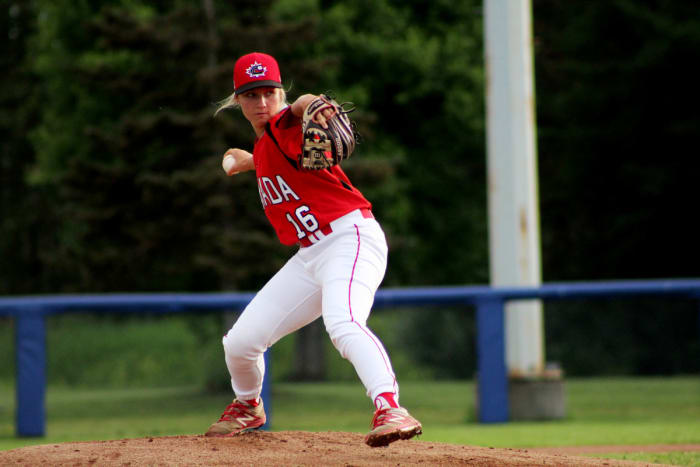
[276,175,300,202]
[258,179,271,208]
[257,175,300,208]
[261,177,283,204]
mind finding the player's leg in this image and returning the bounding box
[309,217,422,446]
[322,274,411,403]
[317,221,397,400]
[206,253,322,436]
[222,257,322,400]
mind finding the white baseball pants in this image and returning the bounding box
[222,209,399,404]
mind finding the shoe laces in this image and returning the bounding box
[370,408,394,428]
[218,400,252,422]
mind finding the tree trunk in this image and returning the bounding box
[292,319,326,380]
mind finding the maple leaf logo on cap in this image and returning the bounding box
[245,62,267,78]
[233,52,282,94]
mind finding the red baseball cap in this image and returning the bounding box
[233,52,283,95]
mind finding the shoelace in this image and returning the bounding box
[370,408,394,428]
[218,401,251,422]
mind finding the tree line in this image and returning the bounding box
[1,0,698,377]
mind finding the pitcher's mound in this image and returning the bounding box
[0,431,659,466]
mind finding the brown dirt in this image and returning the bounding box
[1,431,690,466]
[531,444,700,455]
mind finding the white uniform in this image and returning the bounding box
[222,107,399,408]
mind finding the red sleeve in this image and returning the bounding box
[268,107,303,160]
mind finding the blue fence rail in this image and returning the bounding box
[2,278,700,437]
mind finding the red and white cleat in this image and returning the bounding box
[205,398,266,437]
[364,407,422,447]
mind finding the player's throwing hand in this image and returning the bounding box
[222,148,253,176]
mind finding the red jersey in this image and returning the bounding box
[253,106,371,246]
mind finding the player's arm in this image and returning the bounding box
[291,94,336,129]
[290,94,318,117]
[222,148,254,176]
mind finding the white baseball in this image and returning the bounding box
[222,154,237,175]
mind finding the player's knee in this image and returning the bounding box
[223,325,266,363]
[325,320,358,357]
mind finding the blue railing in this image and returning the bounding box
[2,278,700,437]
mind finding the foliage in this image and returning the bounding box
[1,0,699,379]
[545,298,700,376]
[317,0,488,285]
[44,314,205,387]
[534,0,700,281]
[399,307,477,379]
[0,311,431,388]
[19,0,297,292]
[0,0,44,293]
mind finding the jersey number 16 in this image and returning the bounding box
[286,205,319,240]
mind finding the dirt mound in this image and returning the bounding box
[0,431,665,466]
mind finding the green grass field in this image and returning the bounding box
[1,377,699,465]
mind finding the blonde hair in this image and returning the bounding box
[214,87,288,116]
[214,91,238,115]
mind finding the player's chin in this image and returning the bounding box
[250,115,269,128]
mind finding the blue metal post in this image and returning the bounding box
[475,297,509,423]
[15,311,47,436]
[261,349,271,429]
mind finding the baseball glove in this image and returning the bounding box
[300,94,358,170]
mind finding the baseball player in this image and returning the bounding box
[205,52,422,447]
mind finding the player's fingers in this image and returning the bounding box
[226,148,247,162]
[316,113,328,129]
[323,107,336,119]
[315,108,335,128]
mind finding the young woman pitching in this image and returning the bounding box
[205,52,421,448]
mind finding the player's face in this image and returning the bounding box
[237,87,284,132]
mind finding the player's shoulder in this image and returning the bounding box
[270,105,300,130]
